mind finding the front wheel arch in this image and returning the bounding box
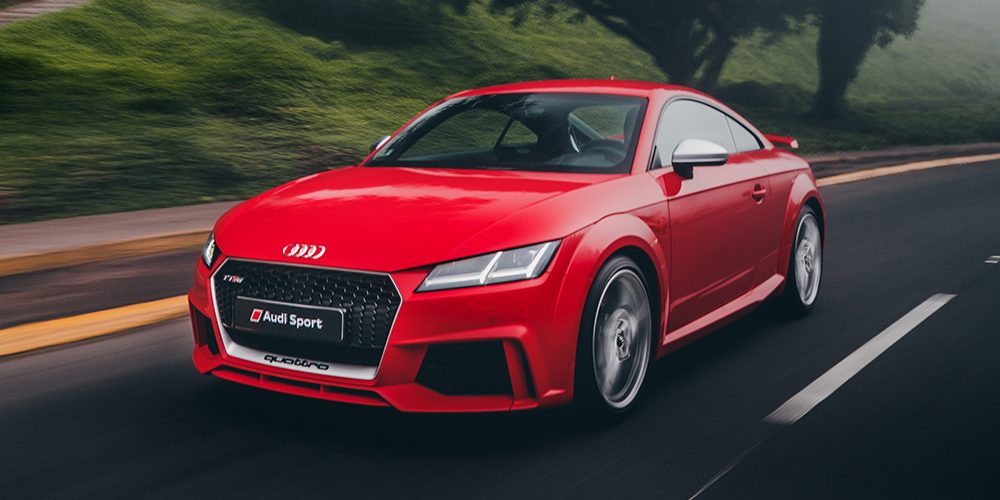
[547,214,669,408]
[608,246,663,351]
[573,254,655,418]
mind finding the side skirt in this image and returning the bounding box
[655,274,785,358]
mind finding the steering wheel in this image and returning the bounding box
[579,139,626,161]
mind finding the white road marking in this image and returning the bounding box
[986,255,1000,264]
[765,293,956,425]
[688,438,767,500]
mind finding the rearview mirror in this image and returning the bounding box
[369,135,391,153]
[671,138,729,178]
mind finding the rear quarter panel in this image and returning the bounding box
[759,150,824,283]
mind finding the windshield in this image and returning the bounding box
[366,93,647,173]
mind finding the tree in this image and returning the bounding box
[481,0,810,91]
[813,0,925,117]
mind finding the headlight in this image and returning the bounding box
[202,232,218,268]
[417,241,560,292]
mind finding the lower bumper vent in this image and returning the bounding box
[416,342,512,395]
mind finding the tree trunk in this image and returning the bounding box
[813,0,880,117]
[654,20,700,86]
[655,55,696,86]
[698,36,735,91]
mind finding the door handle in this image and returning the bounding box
[751,184,767,202]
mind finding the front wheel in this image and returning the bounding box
[574,256,653,418]
[780,206,823,316]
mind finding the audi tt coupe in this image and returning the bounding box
[188,80,825,416]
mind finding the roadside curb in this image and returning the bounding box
[809,142,1000,177]
[816,152,1000,187]
[0,230,209,277]
[0,0,90,26]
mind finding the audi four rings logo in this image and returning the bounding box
[282,243,326,259]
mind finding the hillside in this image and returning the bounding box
[1,0,998,223]
[718,0,1000,151]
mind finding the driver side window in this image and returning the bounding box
[654,100,737,169]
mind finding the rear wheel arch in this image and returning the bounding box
[804,196,826,243]
[778,174,824,274]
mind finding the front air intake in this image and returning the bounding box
[416,342,513,395]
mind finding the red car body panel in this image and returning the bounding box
[189,79,824,412]
[213,167,622,273]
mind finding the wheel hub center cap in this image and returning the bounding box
[611,310,632,361]
[801,242,814,272]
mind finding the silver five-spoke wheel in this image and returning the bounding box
[593,269,652,410]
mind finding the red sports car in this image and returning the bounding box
[188,80,824,416]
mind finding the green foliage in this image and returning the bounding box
[718,0,1000,149]
[485,0,811,89]
[0,0,998,223]
[814,0,926,116]
[0,0,663,223]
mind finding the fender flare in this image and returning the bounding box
[549,213,668,399]
[777,173,825,281]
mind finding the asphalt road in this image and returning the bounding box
[0,249,196,329]
[3,161,1000,499]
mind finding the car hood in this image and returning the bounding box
[214,166,621,272]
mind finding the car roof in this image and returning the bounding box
[448,79,703,99]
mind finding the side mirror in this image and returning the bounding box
[369,135,391,153]
[671,138,729,178]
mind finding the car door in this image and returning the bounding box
[648,99,774,332]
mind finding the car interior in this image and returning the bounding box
[367,93,647,173]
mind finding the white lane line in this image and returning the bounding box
[986,255,1000,264]
[765,293,956,425]
[688,438,767,500]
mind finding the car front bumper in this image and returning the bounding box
[188,243,589,412]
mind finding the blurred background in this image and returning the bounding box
[1,0,999,224]
[4,3,1000,498]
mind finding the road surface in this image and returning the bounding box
[2,161,1000,499]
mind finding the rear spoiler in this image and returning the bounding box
[765,134,799,150]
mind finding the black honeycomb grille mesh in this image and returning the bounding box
[214,260,401,366]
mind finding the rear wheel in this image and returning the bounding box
[574,256,653,418]
[780,206,823,315]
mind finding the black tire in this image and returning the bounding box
[779,205,823,317]
[573,255,653,420]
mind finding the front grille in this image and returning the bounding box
[214,259,401,366]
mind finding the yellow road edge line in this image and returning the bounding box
[817,152,1000,187]
[0,230,210,277]
[0,295,189,357]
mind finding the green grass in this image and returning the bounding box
[718,0,1000,152]
[1,0,999,223]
